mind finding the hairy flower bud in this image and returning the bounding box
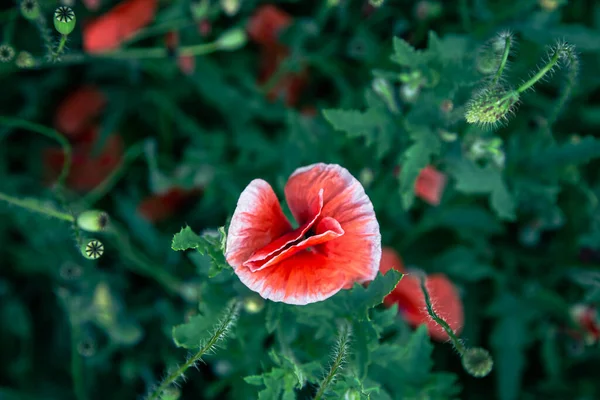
[81,239,104,260]
[0,44,15,63]
[16,51,35,68]
[77,210,109,232]
[465,86,519,126]
[54,6,76,35]
[461,347,494,378]
[20,0,41,20]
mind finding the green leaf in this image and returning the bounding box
[172,226,229,276]
[448,158,516,220]
[327,270,403,320]
[528,136,600,168]
[391,37,430,67]
[322,107,394,159]
[399,126,441,209]
[172,313,218,349]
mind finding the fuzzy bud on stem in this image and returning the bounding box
[77,210,109,232]
[20,0,41,21]
[462,347,494,378]
[465,86,520,127]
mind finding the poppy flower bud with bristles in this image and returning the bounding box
[81,239,104,260]
[54,6,76,35]
[461,347,494,378]
[77,210,109,232]
[16,51,35,68]
[20,0,41,20]
[476,31,513,75]
[0,45,15,63]
[216,28,247,51]
[465,86,519,127]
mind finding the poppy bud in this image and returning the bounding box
[20,0,41,21]
[54,6,76,36]
[81,239,104,260]
[221,0,240,16]
[243,296,265,314]
[461,347,493,378]
[77,210,109,232]
[15,51,35,68]
[465,86,519,127]
[216,28,247,51]
[0,44,15,63]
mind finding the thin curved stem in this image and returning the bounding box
[0,191,74,222]
[516,50,561,94]
[492,35,512,85]
[314,322,351,400]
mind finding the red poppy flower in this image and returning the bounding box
[414,165,446,206]
[225,163,381,305]
[44,128,124,191]
[54,86,106,139]
[380,248,463,341]
[247,5,292,49]
[258,49,308,107]
[137,187,202,223]
[83,0,158,53]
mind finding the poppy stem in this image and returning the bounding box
[492,34,512,85]
[51,34,68,62]
[146,301,240,400]
[418,274,466,355]
[314,321,351,400]
[0,191,74,222]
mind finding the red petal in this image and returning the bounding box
[225,180,293,268]
[385,273,463,342]
[54,86,106,138]
[284,163,381,286]
[247,5,292,48]
[245,216,344,271]
[84,0,157,53]
[379,247,405,274]
[414,165,447,206]
[235,251,347,305]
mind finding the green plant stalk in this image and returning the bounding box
[492,35,512,85]
[549,53,579,124]
[0,116,71,187]
[314,322,351,400]
[34,14,54,56]
[146,302,240,400]
[52,34,68,61]
[0,191,74,222]
[516,49,561,94]
[419,275,466,355]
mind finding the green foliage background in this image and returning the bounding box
[2,0,600,399]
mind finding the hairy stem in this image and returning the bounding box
[516,49,561,94]
[419,274,466,355]
[51,35,68,62]
[0,191,74,222]
[492,35,512,85]
[314,322,352,400]
[146,301,240,400]
[548,50,579,124]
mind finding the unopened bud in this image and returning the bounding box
[20,0,41,20]
[461,347,493,378]
[16,51,35,68]
[359,168,375,188]
[81,239,104,260]
[465,86,519,126]
[77,210,109,232]
[216,28,247,51]
[0,44,15,63]
[54,6,76,36]
[221,0,240,16]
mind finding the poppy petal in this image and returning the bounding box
[284,163,381,285]
[415,165,447,206]
[225,179,293,268]
[54,86,106,138]
[234,251,347,305]
[380,247,405,274]
[245,216,344,271]
[247,5,292,48]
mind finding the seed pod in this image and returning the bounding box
[20,0,41,21]
[461,347,494,378]
[465,86,520,127]
[77,210,109,232]
[0,44,15,63]
[81,239,104,260]
[54,6,76,36]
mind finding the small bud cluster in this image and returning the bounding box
[20,0,41,20]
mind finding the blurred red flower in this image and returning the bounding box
[394,165,447,206]
[570,304,600,345]
[83,0,102,11]
[54,86,106,139]
[44,128,124,192]
[137,187,202,223]
[165,31,196,75]
[248,5,307,107]
[225,163,381,305]
[380,247,463,341]
[83,0,158,53]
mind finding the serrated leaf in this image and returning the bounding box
[322,107,394,159]
[172,226,230,276]
[171,313,218,349]
[399,325,433,384]
[391,37,430,67]
[448,158,516,220]
[399,126,441,209]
